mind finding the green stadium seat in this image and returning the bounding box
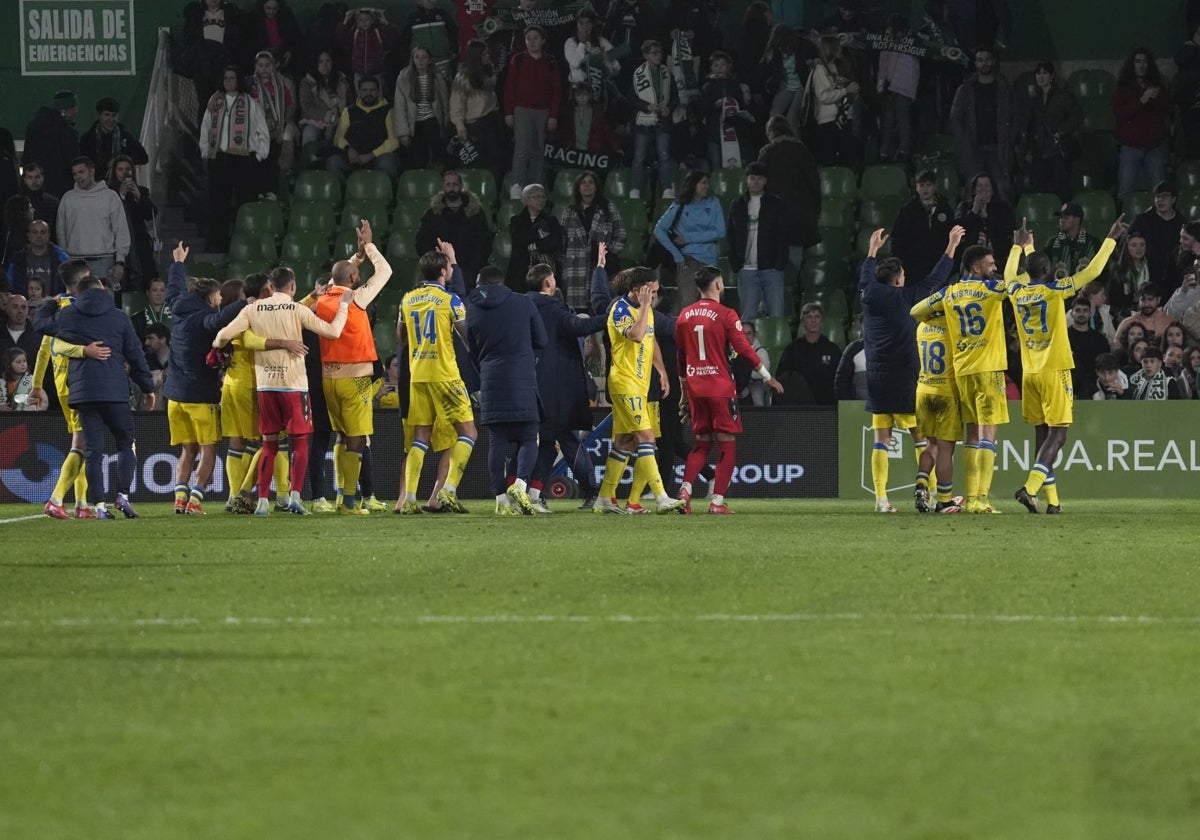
[920,133,955,155]
[855,227,891,258]
[332,229,360,260]
[1122,191,1152,218]
[932,162,960,204]
[496,199,524,230]
[1080,98,1114,132]
[234,201,285,237]
[287,201,336,235]
[708,167,746,203]
[292,170,342,205]
[391,258,419,290]
[819,165,858,199]
[818,196,855,229]
[1073,190,1117,229]
[1178,189,1200,221]
[804,236,851,266]
[1011,70,1036,101]
[281,231,331,264]
[225,261,263,280]
[860,164,908,198]
[755,315,793,349]
[227,231,278,264]
[1030,222,1058,251]
[611,197,647,231]
[289,262,325,293]
[1015,192,1062,224]
[1070,162,1113,194]
[800,262,845,291]
[340,200,391,235]
[1067,68,1116,101]
[393,198,430,233]
[120,291,147,317]
[552,168,588,200]
[492,229,512,262]
[857,195,905,229]
[345,169,394,202]
[297,141,329,171]
[188,261,224,280]
[605,167,633,199]
[385,231,418,265]
[373,284,406,311]
[1178,160,1200,189]
[372,320,397,356]
[397,168,442,201]
[457,168,496,206]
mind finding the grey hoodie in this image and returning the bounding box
[55,180,130,261]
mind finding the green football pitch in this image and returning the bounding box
[2,500,1197,839]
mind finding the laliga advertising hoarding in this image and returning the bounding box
[838,400,1200,499]
[20,0,135,76]
[0,408,839,504]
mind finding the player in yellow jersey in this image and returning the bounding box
[596,266,685,514]
[1007,216,1124,514]
[911,244,1008,513]
[28,259,104,519]
[915,314,964,513]
[396,243,476,514]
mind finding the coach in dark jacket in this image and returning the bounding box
[164,252,246,406]
[467,265,548,511]
[756,116,821,258]
[527,261,611,504]
[858,226,963,416]
[35,276,155,514]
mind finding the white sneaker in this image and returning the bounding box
[655,497,685,514]
[509,183,523,200]
[628,188,642,200]
[593,497,630,515]
[875,499,898,513]
[532,500,553,514]
[661,187,675,200]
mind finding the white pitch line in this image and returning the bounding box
[0,514,48,525]
[2,613,1200,629]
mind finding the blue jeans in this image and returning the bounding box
[631,123,674,194]
[77,400,137,505]
[737,268,785,319]
[1118,144,1166,199]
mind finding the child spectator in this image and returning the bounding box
[1,347,37,411]
[559,84,621,157]
[336,7,398,91]
[393,46,450,169]
[247,50,298,195]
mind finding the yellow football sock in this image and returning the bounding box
[598,448,631,498]
[625,467,648,506]
[977,440,996,499]
[274,450,290,497]
[333,442,346,504]
[871,443,889,500]
[51,449,83,505]
[445,435,475,492]
[1023,461,1051,497]
[634,443,665,497]
[226,449,248,499]
[936,482,953,505]
[404,441,429,502]
[1043,478,1060,506]
[74,471,88,507]
[913,438,928,468]
[240,447,262,494]
[963,445,980,504]
[340,450,363,507]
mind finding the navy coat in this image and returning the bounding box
[466,283,547,425]
[859,254,953,414]
[35,288,154,404]
[528,293,607,431]
[164,261,246,404]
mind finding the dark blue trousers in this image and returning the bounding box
[75,401,136,505]
[486,422,539,497]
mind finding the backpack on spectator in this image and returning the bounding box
[644,201,685,271]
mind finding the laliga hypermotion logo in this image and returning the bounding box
[0,424,64,503]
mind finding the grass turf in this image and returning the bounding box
[1,499,1198,839]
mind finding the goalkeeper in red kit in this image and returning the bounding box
[675,264,783,514]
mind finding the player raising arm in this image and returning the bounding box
[675,265,782,514]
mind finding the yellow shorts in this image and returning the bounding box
[168,400,221,445]
[871,412,917,431]
[1022,370,1073,426]
[57,386,81,433]
[403,414,457,453]
[957,371,1009,427]
[611,392,654,435]
[323,376,375,437]
[221,384,259,440]
[408,379,473,427]
[915,388,962,443]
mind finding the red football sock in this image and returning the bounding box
[258,438,279,500]
[289,435,310,497]
[683,441,710,487]
[714,440,737,497]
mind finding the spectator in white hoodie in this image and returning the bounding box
[56,156,130,288]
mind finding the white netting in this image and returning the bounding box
[138,27,199,203]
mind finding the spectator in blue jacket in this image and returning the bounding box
[34,274,156,519]
[859,224,965,513]
[467,264,548,516]
[652,169,726,307]
[525,247,613,512]
[163,241,249,515]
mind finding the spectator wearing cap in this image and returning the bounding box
[727,162,790,320]
[1114,47,1170,199]
[1131,182,1184,289]
[1021,61,1083,203]
[891,170,954,284]
[1045,202,1101,281]
[22,90,80,199]
[1115,282,1173,348]
[79,98,149,178]
[775,301,841,406]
